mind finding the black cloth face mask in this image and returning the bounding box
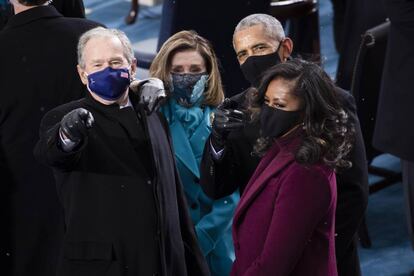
[260,104,302,138]
[240,46,282,88]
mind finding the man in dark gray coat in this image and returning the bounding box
[0,1,101,275]
[34,27,209,276]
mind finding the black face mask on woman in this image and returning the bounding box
[240,44,282,88]
[260,104,302,138]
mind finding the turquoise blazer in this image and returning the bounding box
[161,100,239,276]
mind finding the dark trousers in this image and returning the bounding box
[337,238,362,276]
[403,160,414,248]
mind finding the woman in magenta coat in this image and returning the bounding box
[230,59,355,276]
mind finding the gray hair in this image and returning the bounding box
[233,14,285,47]
[77,27,135,68]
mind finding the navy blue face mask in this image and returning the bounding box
[87,67,131,101]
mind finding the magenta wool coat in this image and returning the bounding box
[231,131,338,276]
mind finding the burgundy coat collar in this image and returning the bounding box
[234,129,303,223]
[4,6,62,30]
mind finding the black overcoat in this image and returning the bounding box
[33,92,210,276]
[373,0,414,162]
[0,6,101,275]
[200,88,368,276]
[51,0,86,18]
[335,0,386,90]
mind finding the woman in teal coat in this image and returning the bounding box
[150,30,239,276]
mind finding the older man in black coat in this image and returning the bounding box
[373,0,414,253]
[0,1,100,275]
[200,14,369,276]
[34,27,209,276]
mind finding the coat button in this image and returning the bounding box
[147,179,152,185]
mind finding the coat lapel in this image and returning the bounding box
[161,102,213,179]
[233,142,296,224]
[170,120,200,178]
[188,106,213,162]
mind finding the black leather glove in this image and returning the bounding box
[129,78,167,114]
[60,108,94,145]
[211,99,247,151]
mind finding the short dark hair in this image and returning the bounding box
[250,58,355,170]
[17,0,49,6]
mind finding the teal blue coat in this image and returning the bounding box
[161,100,239,276]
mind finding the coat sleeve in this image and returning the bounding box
[33,107,86,171]
[335,88,369,259]
[200,139,243,198]
[159,113,211,276]
[200,91,251,199]
[175,167,211,276]
[242,167,335,276]
[195,191,239,256]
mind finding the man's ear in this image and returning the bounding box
[130,58,137,80]
[77,65,88,85]
[280,38,293,62]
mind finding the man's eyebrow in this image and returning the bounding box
[237,49,247,56]
[108,57,124,61]
[91,59,104,63]
[252,43,267,48]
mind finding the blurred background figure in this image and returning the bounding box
[330,0,347,52]
[0,0,13,30]
[0,0,100,275]
[334,0,386,90]
[150,30,239,276]
[373,0,414,265]
[157,0,271,96]
[52,0,86,18]
[0,0,85,30]
[125,0,139,24]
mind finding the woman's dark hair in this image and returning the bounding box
[250,58,355,170]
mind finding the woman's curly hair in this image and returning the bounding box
[249,59,355,171]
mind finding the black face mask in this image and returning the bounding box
[260,104,302,138]
[240,50,282,88]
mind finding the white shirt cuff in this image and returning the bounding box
[210,140,224,160]
[59,130,77,152]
